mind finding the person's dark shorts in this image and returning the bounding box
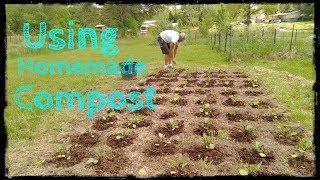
[157,36,170,54]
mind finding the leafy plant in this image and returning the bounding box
[217,130,228,139]
[93,146,105,157]
[202,134,215,149]
[158,132,165,142]
[172,94,181,102]
[127,116,143,129]
[252,99,261,106]
[276,122,289,134]
[230,95,238,102]
[298,138,313,151]
[239,162,262,176]
[227,109,238,116]
[115,128,132,140]
[168,119,179,131]
[203,117,214,125]
[239,120,255,133]
[85,157,99,165]
[253,141,266,157]
[169,154,189,169]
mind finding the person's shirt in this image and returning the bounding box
[159,30,180,44]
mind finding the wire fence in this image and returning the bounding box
[183,24,314,61]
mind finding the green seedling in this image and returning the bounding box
[252,99,261,106]
[223,87,231,92]
[276,122,290,135]
[217,130,228,139]
[85,157,99,165]
[169,154,189,169]
[253,141,267,157]
[239,162,262,176]
[202,134,215,149]
[298,138,313,151]
[127,116,143,129]
[230,95,238,102]
[173,94,181,102]
[173,138,181,144]
[168,119,179,131]
[116,128,132,140]
[108,110,117,117]
[93,146,105,158]
[239,120,255,133]
[199,156,213,165]
[203,117,214,126]
[158,133,165,142]
[174,87,182,92]
[227,109,238,116]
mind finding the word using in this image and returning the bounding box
[23,20,118,57]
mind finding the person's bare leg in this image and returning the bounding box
[165,54,170,65]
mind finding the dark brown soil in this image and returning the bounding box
[196,81,207,87]
[204,79,216,87]
[44,145,91,167]
[160,110,178,119]
[251,101,273,109]
[222,98,245,107]
[70,132,99,147]
[194,108,220,118]
[185,146,225,165]
[92,150,129,174]
[245,90,263,96]
[106,133,136,148]
[146,77,158,83]
[170,98,188,106]
[164,166,198,177]
[261,114,285,122]
[127,88,145,93]
[195,96,216,105]
[154,96,168,105]
[230,128,257,143]
[92,116,117,131]
[194,88,207,95]
[288,156,314,175]
[226,112,256,122]
[216,80,234,87]
[154,121,184,137]
[123,119,153,129]
[238,148,275,165]
[273,132,303,146]
[193,124,218,136]
[157,86,171,94]
[144,140,176,157]
[175,89,193,96]
[132,107,153,116]
[220,90,238,96]
[236,74,248,78]
[241,80,260,88]
[187,79,198,83]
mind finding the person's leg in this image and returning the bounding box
[164,54,170,65]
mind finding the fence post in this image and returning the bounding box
[273,28,277,44]
[294,29,298,43]
[224,30,228,52]
[229,26,232,60]
[289,24,295,51]
[218,32,221,50]
[214,33,216,45]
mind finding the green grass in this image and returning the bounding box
[5,35,314,143]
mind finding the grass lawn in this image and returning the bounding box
[5,36,315,176]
